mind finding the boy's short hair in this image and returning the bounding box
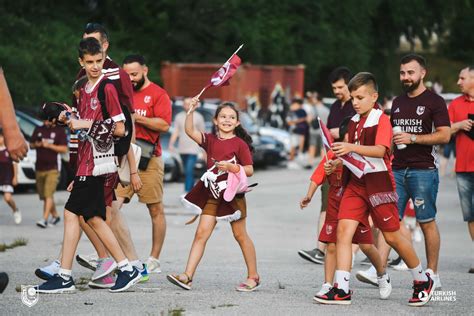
[400,53,426,69]
[348,72,378,93]
[84,22,109,42]
[329,66,352,84]
[78,37,102,59]
[291,98,304,105]
[123,54,146,66]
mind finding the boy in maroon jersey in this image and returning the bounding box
[37,38,140,294]
[0,129,21,224]
[315,72,434,306]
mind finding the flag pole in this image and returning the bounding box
[188,44,244,115]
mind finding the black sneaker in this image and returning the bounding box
[388,256,402,267]
[50,216,61,226]
[109,267,141,292]
[37,274,76,294]
[313,283,351,305]
[408,273,434,307]
[0,272,9,294]
[359,257,371,266]
[298,248,324,264]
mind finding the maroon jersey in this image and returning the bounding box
[390,89,451,169]
[200,133,253,171]
[74,56,134,113]
[31,125,67,171]
[327,99,356,129]
[0,148,13,185]
[76,75,125,176]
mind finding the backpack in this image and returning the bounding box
[97,79,133,157]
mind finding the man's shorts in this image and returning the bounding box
[36,169,59,200]
[116,156,164,205]
[202,195,247,220]
[309,131,321,147]
[456,172,474,222]
[319,189,373,244]
[65,176,106,221]
[338,182,400,232]
[393,168,439,223]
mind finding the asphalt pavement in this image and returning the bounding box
[0,165,471,315]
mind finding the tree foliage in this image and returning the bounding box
[0,0,472,107]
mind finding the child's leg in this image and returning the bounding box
[60,210,82,270]
[50,199,59,218]
[3,193,17,212]
[183,215,217,278]
[86,216,127,263]
[324,243,336,284]
[382,230,420,269]
[80,216,109,259]
[336,219,359,271]
[43,197,54,221]
[359,244,384,275]
[231,218,258,280]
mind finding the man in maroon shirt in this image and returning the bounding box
[30,118,68,228]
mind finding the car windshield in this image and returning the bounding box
[16,111,41,140]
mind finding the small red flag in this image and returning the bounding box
[208,54,241,88]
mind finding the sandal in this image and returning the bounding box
[236,276,261,292]
[167,273,192,290]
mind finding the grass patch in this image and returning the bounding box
[0,238,28,252]
[164,308,185,316]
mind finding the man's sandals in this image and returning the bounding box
[236,276,261,292]
[167,273,192,290]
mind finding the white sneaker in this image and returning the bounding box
[426,269,441,290]
[392,261,409,271]
[13,210,22,224]
[356,267,378,287]
[35,259,60,280]
[377,273,392,299]
[145,257,161,274]
[36,219,48,228]
[316,282,332,296]
[412,227,423,243]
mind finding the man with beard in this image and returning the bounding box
[116,54,172,274]
[388,54,450,289]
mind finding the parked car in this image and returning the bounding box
[15,110,69,189]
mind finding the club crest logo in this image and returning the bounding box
[416,106,425,116]
[50,132,56,138]
[144,96,151,104]
[21,285,39,307]
[326,224,333,235]
[90,97,99,110]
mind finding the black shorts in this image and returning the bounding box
[65,176,106,221]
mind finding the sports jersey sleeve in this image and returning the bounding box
[310,155,327,185]
[432,97,451,127]
[238,141,253,166]
[200,132,212,151]
[119,68,135,113]
[55,127,68,146]
[104,83,125,122]
[152,92,172,125]
[375,114,392,150]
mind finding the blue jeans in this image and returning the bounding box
[180,154,197,192]
[456,172,474,222]
[393,168,439,223]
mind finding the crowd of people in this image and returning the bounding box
[0,22,472,307]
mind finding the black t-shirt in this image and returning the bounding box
[327,99,356,129]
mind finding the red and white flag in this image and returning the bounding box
[318,117,370,178]
[208,54,241,88]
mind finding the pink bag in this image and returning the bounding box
[223,165,250,202]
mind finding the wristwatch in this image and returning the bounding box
[410,134,417,144]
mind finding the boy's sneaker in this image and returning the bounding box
[92,258,117,281]
[297,248,324,264]
[145,257,161,274]
[408,273,434,307]
[392,260,409,271]
[88,273,116,289]
[425,269,442,290]
[388,256,402,267]
[37,274,76,294]
[13,210,22,224]
[36,219,48,228]
[313,283,351,305]
[377,273,392,299]
[109,267,141,293]
[316,282,332,297]
[356,268,378,287]
[139,264,149,283]
[35,260,60,280]
[359,257,371,266]
[49,216,61,226]
[76,253,98,271]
